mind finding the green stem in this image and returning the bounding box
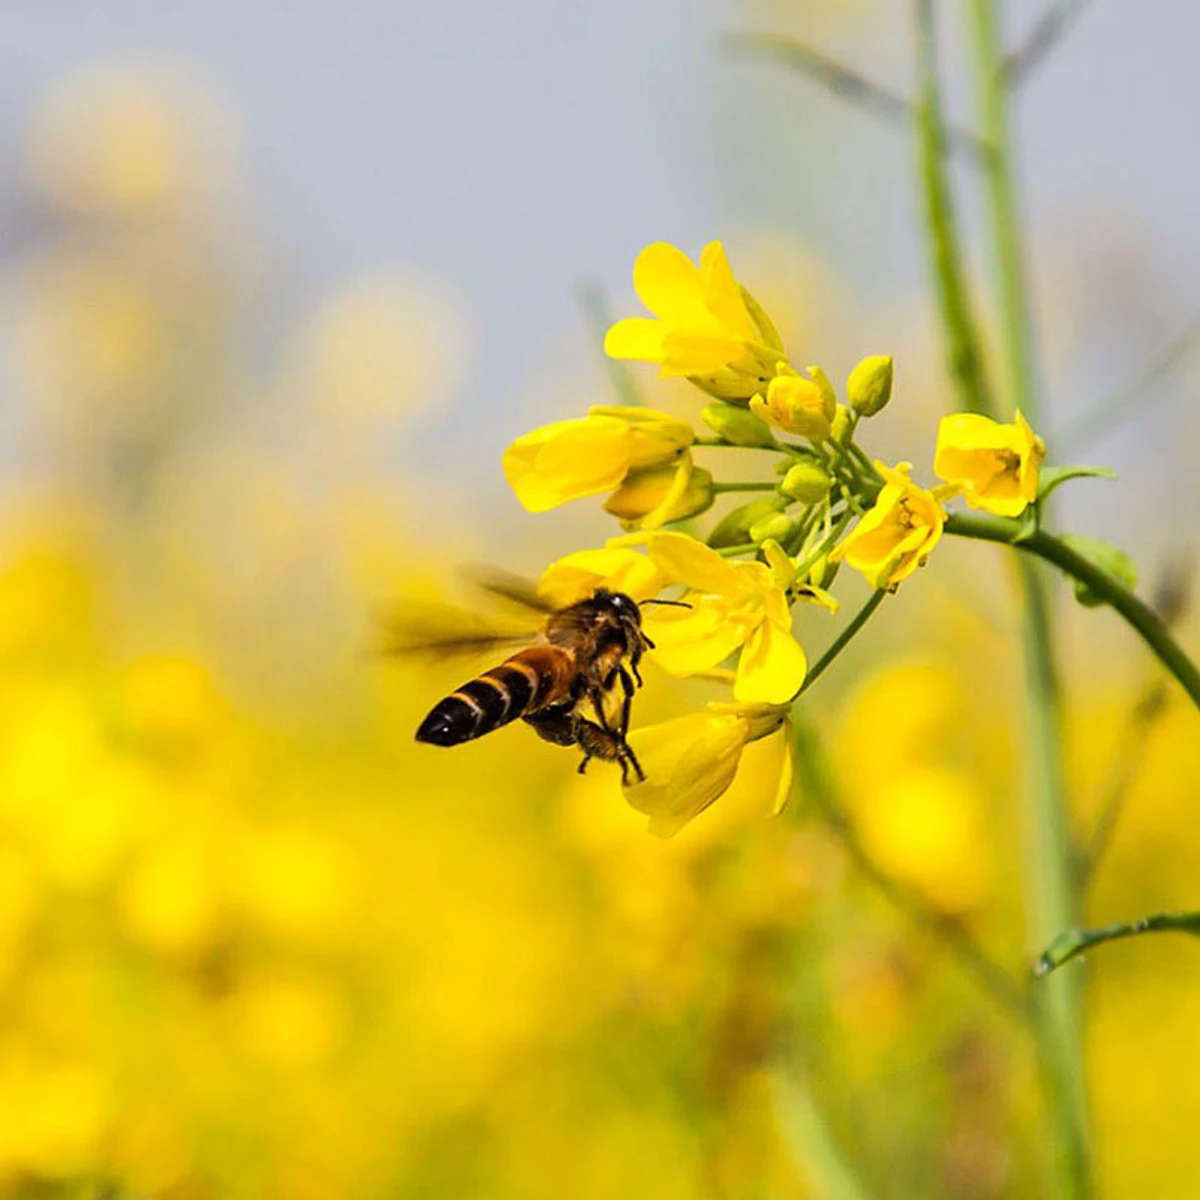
[1035,910,1200,977]
[914,0,998,418]
[711,481,778,494]
[946,513,1200,708]
[715,542,758,558]
[693,437,804,456]
[967,3,1091,1193]
[796,589,886,698]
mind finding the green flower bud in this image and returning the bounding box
[701,402,776,448]
[830,404,855,446]
[847,355,894,418]
[707,496,787,548]
[808,553,840,589]
[780,461,832,504]
[749,512,794,545]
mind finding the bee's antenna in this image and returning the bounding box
[639,598,692,609]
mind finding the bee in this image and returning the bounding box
[389,575,684,783]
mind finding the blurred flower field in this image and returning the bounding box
[0,30,1199,1200]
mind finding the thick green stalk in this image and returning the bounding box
[967,3,1092,1194]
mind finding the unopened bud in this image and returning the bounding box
[701,402,776,448]
[847,355,894,418]
[749,512,794,545]
[781,461,832,504]
[808,554,840,589]
[707,496,787,549]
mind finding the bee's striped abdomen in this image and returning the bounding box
[415,646,573,747]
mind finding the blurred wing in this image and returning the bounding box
[460,565,554,616]
[374,598,540,662]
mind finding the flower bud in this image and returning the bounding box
[847,355,894,418]
[780,460,832,504]
[604,461,714,528]
[807,553,840,589]
[707,496,787,549]
[750,364,835,442]
[749,512,794,545]
[701,402,776,448]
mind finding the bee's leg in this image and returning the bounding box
[614,667,635,740]
[577,752,592,775]
[574,715,632,785]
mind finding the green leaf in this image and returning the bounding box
[1060,535,1137,607]
[1037,464,1118,503]
[1035,911,1200,978]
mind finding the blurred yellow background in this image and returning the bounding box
[1,5,1200,1197]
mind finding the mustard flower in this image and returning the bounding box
[602,457,714,530]
[622,703,793,837]
[604,241,786,400]
[641,533,812,705]
[749,364,836,441]
[502,405,693,513]
[933,410,1045,517]
[830,462,946,589]
[537,546,664,608]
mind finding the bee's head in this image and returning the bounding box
[594,588,642,627]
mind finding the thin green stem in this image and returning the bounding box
[715,542,758,558]
[914,0,998,418]
[1035,910,1200,978]
[693,437,803,456]
[711,481,778,495]
[796,589,886,698]
[946,513,1200,708]
[722,31,991,165]
[968,3,1091,1193]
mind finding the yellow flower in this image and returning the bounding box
[641,533,811,704]
[830,462,945,589]
[502,405,693,513]
[603,457,713,530]
[933,410,1045,517]
[537,547,664,608]
[749,364,836,441]
[623,704,793,837]
[604,241,785,400]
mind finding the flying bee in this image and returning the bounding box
[385,574,685,783]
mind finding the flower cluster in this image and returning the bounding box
[503,241,1049,835]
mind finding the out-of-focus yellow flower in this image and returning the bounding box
[855,768,991,912]
[604,241,786,400]
[749,364,836,441]
[26,68,229,214]
[537,547,663,607]
[623,704,792,837]
[830,462,946,589]
[502,406,693,513]
[603,456,713,530]
[226,970,347,1068]
[934,411,1045,517]
[643,533,811,704]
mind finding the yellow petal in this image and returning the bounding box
[623,712,749,838]
[734,617,807,705]
[698,241,759,342]
[660,329,750,377]
[502,416,632,512]
[632,242,704,319]
[537,548,663,607]
[643,599,748,677]
[772,728,795,815]
[647,532,749,599]
[604,317,665,362]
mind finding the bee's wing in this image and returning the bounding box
[374,598,540,663]
[460,565,554,616]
